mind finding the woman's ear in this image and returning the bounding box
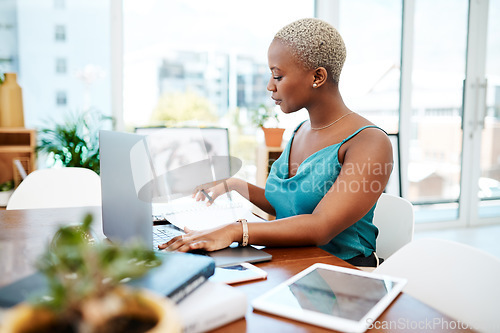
[312,67,328,88]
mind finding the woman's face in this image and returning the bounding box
[267,39,315,114]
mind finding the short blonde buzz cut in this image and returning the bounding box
[274,18,346,84]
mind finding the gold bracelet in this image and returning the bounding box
[237,219,249,246]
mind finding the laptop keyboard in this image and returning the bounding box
[153,225,209,256]
[153,225,184,250]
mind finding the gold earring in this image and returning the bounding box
[313,83,318,88]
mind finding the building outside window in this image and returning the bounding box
[10,0,111,128]
[56,90,67,106]
[54,0,65,9]
[55,58,66,74]
[55,25,66,42]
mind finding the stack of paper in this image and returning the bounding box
[177,281,247,333]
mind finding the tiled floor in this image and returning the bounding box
[414,223,500,259]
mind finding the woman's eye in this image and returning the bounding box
[273,76,283,81]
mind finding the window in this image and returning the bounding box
[55,58,67,74]
[336,0,402,196]
[123,0,315,181]
[55,25,66,42]
[408,0,468,222]
[8,1,111,128]
[123,0,314,127]
[56,91,67,106]
[338,0,402,135]
[478,0,500,218]
[11,0,496,226]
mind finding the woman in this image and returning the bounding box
[159,18,393,267]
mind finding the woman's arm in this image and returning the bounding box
[169,128,392,252]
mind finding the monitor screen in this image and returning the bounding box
[134,127,235,200]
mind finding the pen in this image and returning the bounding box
[201,189,214,203]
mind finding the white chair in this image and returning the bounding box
[372,193,414,260]
[6,167,101,210]
[374,238,500,333]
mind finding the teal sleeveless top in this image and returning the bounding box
[265,123,382,260]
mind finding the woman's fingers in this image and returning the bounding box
[192,179,233,204]
[193,190,206,202]
[158,229,203,252]
[192,187,216,204]
[159,225,233,253]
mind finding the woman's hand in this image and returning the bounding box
[192,178,237,205]
[158,223,240,253]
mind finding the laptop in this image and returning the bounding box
[99,130,272,267]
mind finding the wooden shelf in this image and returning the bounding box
[256,145,284,188]
[0,128,37,186]
[0,146,35,153]
[254,145,284,220]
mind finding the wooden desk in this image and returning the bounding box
[0,206,104,287]
[0,207,471,333]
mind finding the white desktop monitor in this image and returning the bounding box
[134,127,236,200]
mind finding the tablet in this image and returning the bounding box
[252,263,407,333]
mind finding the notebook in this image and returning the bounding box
[0,252,215,307]
[0,226,214,306]
[177,280,247,333]
[99,130,272,267]
[152,195,265,231]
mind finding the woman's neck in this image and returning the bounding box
[306,85,350,129]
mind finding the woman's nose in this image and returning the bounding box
[267,77,276,92]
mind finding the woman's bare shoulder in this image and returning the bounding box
[341,113,390,145]
[338,115,392,164]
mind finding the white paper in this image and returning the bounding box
[153,195,265,231]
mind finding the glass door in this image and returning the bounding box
[407,0,469,224]
[322,0,499,227]
[335,0,403,196]
[477,0,500,222]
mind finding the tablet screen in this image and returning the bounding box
[252,263,406,333]
[266,266,394,320]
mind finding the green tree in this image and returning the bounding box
[150,90,218,124]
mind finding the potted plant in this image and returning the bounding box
[249,104,285,147]
[36,110,112,174]
[1,214,181,333]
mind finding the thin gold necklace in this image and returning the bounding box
[310,111,354,131]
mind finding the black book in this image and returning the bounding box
[0,252,215,307]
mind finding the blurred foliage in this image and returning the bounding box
[36,110,112,174]
[150,90,218,125]
[249,104,279,128]
[230,133,258,167]
[0,179,14,191]
[35,214,161,322]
